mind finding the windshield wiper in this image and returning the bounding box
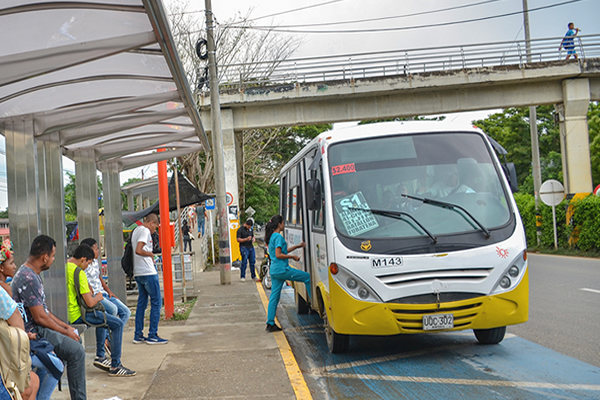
[348,207,437,243]
[402,194,491,238]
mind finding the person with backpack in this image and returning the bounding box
[0,240,60,400]
[67,244,135,377]
[11,235,87,400]
[81,238,131,372]
[132,213,168,345]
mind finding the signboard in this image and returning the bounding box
[205,198,215,210]
[245,206,255,216]
[334,192,379,237]
[540,180,564,206]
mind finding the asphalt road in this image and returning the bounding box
[508,253,600,367]
[274,253,600,399]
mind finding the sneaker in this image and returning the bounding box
[146,336,169,345]
[266,323,282,332]
[108,364,136,377]
[133,335,147,344]
[93,357,111,372]
[240,277,246,282]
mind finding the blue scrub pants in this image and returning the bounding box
[267,267,311,325]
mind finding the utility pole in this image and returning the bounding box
[523,0,543,245]
[205,0,231,284]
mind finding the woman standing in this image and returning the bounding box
[264,215,310,332]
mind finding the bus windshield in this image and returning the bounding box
[328,132,512,243]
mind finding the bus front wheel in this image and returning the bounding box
[324,310,349,353]
[474,326,506,344]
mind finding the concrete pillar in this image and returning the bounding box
[559,78,592,195]
[127,190,134,211]
[3,115,40,266]
[136,194,143,211]
[100,162,126,301]
[74,149,100,243]
[221,109,241,265]
[37,133,68,322]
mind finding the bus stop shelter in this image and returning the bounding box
[0,0,209,321]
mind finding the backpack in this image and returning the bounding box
[73,267,106,328]
[0,319,31,394]
[121,230,135,278]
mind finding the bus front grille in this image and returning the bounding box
[375,267,493,288]
[389,301,484,331]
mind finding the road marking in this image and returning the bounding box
[580,288,600,294]
[320,372,600,391]
[256,281,313,400]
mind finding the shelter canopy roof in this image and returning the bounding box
[0,0,208,170]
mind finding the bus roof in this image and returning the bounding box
[282,120,486,172]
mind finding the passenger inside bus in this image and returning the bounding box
[426,165,474,198]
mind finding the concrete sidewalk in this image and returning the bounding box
[54,270,296,400]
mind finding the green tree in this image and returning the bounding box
[0,209,8,219]
[63,172,104,220]
[121,177,142,211]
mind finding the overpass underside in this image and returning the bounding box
[201,59,600,197]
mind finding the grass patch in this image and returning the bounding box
[170,298,197,321]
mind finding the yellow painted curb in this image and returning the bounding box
[256,281,313,400]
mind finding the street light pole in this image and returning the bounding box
[523,0,543,245]
[205,0,231,284]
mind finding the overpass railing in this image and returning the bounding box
[218,34,600,91]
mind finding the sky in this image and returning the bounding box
[0,0,598,210]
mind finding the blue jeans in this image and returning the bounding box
[35,326,86,400]
[101,296,131,344]
[183,237,192,252]
[197,219,205,235]
[134,274,162,339]
[31,353,63,400]
[74,310,124,368]
[240,246,256,279]
[267,267,311,325]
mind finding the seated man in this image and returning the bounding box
[66,244,135,377]
[80,238,131,366]
[427,165,474,199]
[11,235,87,400]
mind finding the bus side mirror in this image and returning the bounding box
[306,179,322,210]
[502,163,518,193]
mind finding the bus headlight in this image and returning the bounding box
[347,278,358,289]
[492,251,527,294]
[331,264,382,303]
[358,287,369,299]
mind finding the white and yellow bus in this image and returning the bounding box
[279,121,528,353]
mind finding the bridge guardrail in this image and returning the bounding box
[216,34,600,91]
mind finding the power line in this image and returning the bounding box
[242,0,506,29]
[227,0,582,34]
[246,0,347,22]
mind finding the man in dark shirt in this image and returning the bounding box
[12,235,87,400]
[236,219,256,282]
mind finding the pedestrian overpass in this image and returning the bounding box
[199,34,600,202]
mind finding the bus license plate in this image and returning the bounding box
[422,313,454,331]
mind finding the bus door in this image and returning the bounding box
[306,149,329,293]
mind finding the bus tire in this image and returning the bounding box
[324,310,349,353]
[474,326,506,344]
[295,288,309,314]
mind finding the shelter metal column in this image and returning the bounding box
[127,190,134,211]
[74,149,100,244]
[37,133,68,322]
[101,162,126,301]
[3,115,40,265]
[559,78,592,196]
[221,109,240,267]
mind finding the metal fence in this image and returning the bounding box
[218,34,600,90]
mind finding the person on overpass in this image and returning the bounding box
[559,22,580,60]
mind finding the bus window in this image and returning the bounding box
[312,165,325,230]
[281,174,288,218]
[291,186,298,224]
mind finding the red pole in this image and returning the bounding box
[158,149,174,319]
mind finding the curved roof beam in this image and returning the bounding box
[100,146,203,172]
[0,31,157,87]
[0,2,146,16]
[35,91,182,135]
[60,109,187,146]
